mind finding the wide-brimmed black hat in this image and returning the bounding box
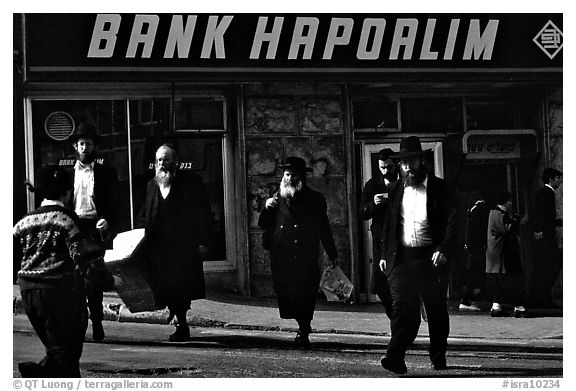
[69,123,102,144]
[277,156,313,173]
[392,136,427,159]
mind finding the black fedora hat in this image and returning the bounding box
[69,123,102,144]
[392,136,427,159]
[277,156,313,173]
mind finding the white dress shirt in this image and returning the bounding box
[73,160,97,218]
[400,176,432,247]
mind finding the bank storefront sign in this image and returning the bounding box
[25,14,562,73]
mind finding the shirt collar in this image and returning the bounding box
[545,184,555,192]
[75,160,95,170]
[41,199,65,208]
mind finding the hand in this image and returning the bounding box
[198,245,209,256]
[95,219,109,231]
[379,259,387,273]
[533,231,544,240]
[373,193,388,205]
[265,197,278,209]
[431,251,447,267]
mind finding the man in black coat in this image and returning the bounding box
[379,137,458,374]
[359,148,398,315]
[137,144,214,342]
[68,123,118,342]
[258,157,338,348]
[528,168,562,307]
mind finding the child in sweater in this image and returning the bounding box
[14,165,96,377]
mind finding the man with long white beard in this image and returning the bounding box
[378,136,458,374]
[137,144,214,342]
[258,157,338,348]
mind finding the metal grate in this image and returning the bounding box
[44,111,75,141]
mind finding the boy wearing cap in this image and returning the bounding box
[14,165,94,377]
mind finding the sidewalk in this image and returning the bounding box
[13,285,563,352]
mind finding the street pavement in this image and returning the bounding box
[13,285,563,352]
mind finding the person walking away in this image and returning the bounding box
[378,136,458,374]
[460,191,490,311]
[14,165,97,377]
[68,123,118,342]
[136,144,214,342]
[359,148,398,316]
[259,156,339,348]
[486,191,527,318]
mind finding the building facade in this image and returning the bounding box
[13,14,563,303]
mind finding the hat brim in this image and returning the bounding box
[392,148,432,159]
[278,164,313,172]
[69,134,102,144]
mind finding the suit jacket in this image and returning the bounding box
[380,175,459,276]
[359,175,394,242]
[530,185,559,249]
[67,162,119,248]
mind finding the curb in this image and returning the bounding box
[13,294,563,354]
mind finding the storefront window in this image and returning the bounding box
[28,96,231,266]
[466,102,514,130]
[352,100,399,130]
[400,97,463,133]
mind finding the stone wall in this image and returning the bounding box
[244,83,349,297]
[547,84,563,250]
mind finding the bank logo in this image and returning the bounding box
[533,21,563,59]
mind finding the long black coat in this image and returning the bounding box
[258,186,338,320]
[380,175,459,277]
[137,172,214,307]
[530,186,560,252]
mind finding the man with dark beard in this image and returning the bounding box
[359,148,398,315]
[258,157,338,348]
[137,144,214,342]
[378,137,458,374]
[68,123,118,342]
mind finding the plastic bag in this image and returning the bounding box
[319,266,354,302]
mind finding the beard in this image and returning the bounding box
[280,177,303,198]
[155,165,176,186]
[78,151,96,164]
[402,167,426,187]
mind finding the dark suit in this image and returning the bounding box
[137,172,214,311]
[380,175,458,364]
[528,185,562,307]
[359,175,395,313]
[68,162,118,323]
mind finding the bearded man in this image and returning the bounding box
[378,137,458,374]
[68,123,118,342]
[258,157,338,348]
[359,148,399,315]
[137,144,214,342]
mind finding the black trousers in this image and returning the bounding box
[77,219,114,323]
[21,280,88,377]
[386,246,449,363]
[373,239,393,315]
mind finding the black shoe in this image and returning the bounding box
[92,321,105,342]
[514,309,529,318]
[294,332,310,349]
[431,357,447,370]
[168,326,190,342]
[490,308,505,317]
[18,362,45,378]
[380,356,407,374]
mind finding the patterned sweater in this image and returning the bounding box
[13,203,90,287]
